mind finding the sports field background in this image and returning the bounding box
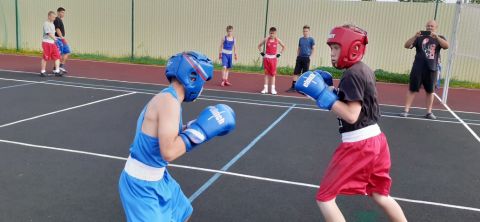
[0,0,479,82]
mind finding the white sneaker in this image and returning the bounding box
[271,88,277,95]
[261,88,268,94]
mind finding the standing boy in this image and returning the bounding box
[258,27,286,95]
[286,25,316,93]
[54,7,71,73]
[40,11,61,77]
[219,25,238,86]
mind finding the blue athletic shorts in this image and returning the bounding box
[119,170,193,222]
[55,39,71,55]
[221,53,233,69]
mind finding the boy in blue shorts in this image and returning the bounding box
[218,25,237,86]
[54,7,71,73]
[119,51,236,221]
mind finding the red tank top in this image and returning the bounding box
[265,38,278,55]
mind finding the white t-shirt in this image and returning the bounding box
[42,21,55,43]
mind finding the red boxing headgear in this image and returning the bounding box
[327,26,368,69]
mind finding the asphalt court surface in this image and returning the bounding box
[0,70,479,221]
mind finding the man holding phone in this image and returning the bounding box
[402,20,449,119]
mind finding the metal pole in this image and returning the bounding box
[434,0,440,20]
[442,0,462,104]
[261,0,269,67]
[263,0,269,41]
[15,0,19,51]
[131,0,134,60]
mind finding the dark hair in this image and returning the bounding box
[57,7,65,12]
[226,25,233,31]
[303,25,310,30]
[269,27,277,32]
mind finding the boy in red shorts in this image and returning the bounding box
[257,27,285,95]
[295,25,407,222]
[40,11,61,77]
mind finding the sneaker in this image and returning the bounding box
[224,80,232,86]
[399,112,409,117]
[261,88,268,94]
[59,67,68,73]
[425,113,437,120]
[220,80,225,87]
[285,87,296,93]
[271,88,277,95]
[39,71,46,77]
[53,71,63,77]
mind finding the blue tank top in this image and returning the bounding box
[223,36,235,51]
[129,86,183,167]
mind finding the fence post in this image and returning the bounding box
[442,0,462,104]
[15,0,19,51]
[131,0,134,60]
[434,0,440,20]
[263,0,269,40]
[261,0,269,67]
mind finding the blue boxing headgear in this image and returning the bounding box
[165,51,214,102]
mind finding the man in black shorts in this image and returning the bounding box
[286,25,316,93]
[402,20,449,119]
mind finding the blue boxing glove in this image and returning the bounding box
[295,71,338,110]
[314,70,333,87]
[180,104,236,152]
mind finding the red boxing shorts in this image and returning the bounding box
[316,124,392,202]
[263,55,277,76]
[42,42,61,61]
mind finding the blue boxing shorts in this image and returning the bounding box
[221,53,233,69]
[55,39,71,55]
[118,162,192,222]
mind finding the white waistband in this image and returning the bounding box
[124,156,165,181]
[42,39,55,44]
[222,49,233,54]
[341,124,381,142]
[264,54,277,59]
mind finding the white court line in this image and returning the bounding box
[2,68,480,115]
[0,92,136,128]
[44,80,480,122]
[44,80,480,124]
[434,93,480,143]
[0,82,39,90]
[1,76,478,126]
[0,138,479,213]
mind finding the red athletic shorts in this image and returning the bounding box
[316,127,392,202]
[42,42,60,61]
[263,57,277,76]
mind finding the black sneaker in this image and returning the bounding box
[53,71,63,77]
[59,64,68,73]
[425,113,437,120]
[285,87,296,93]
[39,71,46,77]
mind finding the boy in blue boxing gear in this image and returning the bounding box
[119,51,236,222]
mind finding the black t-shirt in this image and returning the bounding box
[53,17,65,37]
[337,62,380,133]
[412,35,446,71]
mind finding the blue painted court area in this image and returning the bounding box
[0,70,479,221]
